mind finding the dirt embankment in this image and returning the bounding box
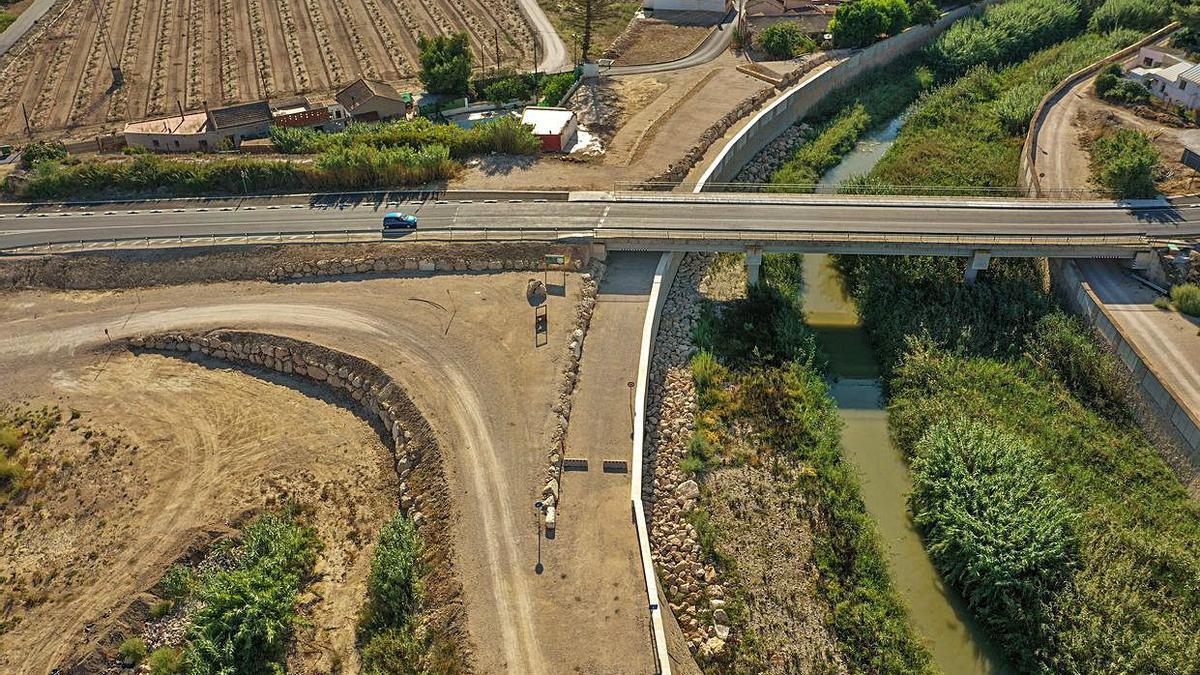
[0,242,588,291]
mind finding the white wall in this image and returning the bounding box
[645,0,727,13]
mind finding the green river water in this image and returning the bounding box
[800,253,1011,674]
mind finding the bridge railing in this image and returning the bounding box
[597,227,1148,251]
[615,181,1104,200]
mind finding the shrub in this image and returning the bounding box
[908,419,1079,663]
[1096,63,1151,103]
[1025,312,1133,419]
[1171,283,1200,316]
[0,425,19,453]
[482,76,534,104]
[909,0,940,25]
[362,627,426,675]
[755,21,817,59]
[118,637,148,665]
[1089,127,1160,198]
[1088,0,1171,32]
[147,647,183,675]
[830,0,912,48]
[360,514,424,637]
[0,457,23,499]
[149,599,174,619]
[927,0,1083,78]
[160,564,196,601]
[182,510,320,674]
[19,140,67,169]
[538,72,576,106]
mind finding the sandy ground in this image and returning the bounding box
[454,54,767,190]
[0,269,640,672]
[0,0,535,142]
[613,20,716,67]
[1035,69,1200,196]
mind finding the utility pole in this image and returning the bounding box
[21,103,31,136]
[89,0,123,87]
[494,30,501,76]
[533,34,538,76]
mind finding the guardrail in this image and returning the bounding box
[598,227,1149,251]
[616,180,1106,200]
[0,227,596,255]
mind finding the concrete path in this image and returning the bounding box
[608,10,736,76]
[539,251,660,673]
[516,0,570,73]
[0,0,60,57]
[1076,259,1200,413]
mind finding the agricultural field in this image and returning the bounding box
[0,0,537,141]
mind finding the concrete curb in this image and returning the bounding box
[631,251,683,675]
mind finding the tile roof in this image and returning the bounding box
[335,78,406,112]
[207,101,272,130]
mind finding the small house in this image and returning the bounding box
[1127,45,1200,110]
[521,107,579,152]
[335,78,410,123]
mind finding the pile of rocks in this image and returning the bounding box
[642,253,730,658]
[541,261,606,525]
[266,255,580,282]
[732,122,814,184]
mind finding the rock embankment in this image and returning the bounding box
[642,253,729,658]
[126,329,470,661]
[267,254,581,281]
[732,123,813,184]
[541,260,606,524]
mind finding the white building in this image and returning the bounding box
[1127,45,1200,110]
[643,0,731,14]
[521,107,578,152]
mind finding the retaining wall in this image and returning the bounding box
[1051,260,1200,467]
[696,0,1001,189]
[1019,23,1179,197]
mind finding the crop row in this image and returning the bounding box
[185,0,206,107]
[327,0,379,80]
[360,0,412,78]
[275,0,312,92]
[146,0,178,115]
[217,0,239,101]
[68,0,116,127]
[107,0,146,121]
[299,0,345,85]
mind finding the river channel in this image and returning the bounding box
[801,117,1010,673]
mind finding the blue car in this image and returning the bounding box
[382,212,418,229]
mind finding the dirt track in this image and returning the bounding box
[0,272,585,672]
[0,0,535,140]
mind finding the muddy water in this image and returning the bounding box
[801,254,1010,674]
[819,112,909,189]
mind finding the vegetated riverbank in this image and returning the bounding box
[678,253,934,673]
[756,0,1163,193]
[836,253,1200,672]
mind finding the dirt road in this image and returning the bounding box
[0,272,580,672]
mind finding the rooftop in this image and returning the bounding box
[208,101,273,130]
[521,107,576,135]
[123,111,209,136]
[336,78,406,112]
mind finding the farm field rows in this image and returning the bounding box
[0,0,536,140]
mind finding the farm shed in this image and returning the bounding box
[520,107,578,152]
[123,101,273,152]
[336,78,410,122]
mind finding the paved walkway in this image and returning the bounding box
[1077,259,1200,412]
[0,0,59,57]
[538,251,660,674]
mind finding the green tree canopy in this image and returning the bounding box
[418,32,472,96]
[1089,127,1160,199]
[830,0,912,48]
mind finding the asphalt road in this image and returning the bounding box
[3,195,1200,250]
[608,11,736,76]
[0,0,59,57]
[516,0,571,74]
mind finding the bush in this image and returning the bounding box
[1025,312,1133,419]
[755,21,817,59]
[482,76,534,104]
[182,510,320,674]
[118,637,147,665]
[1088,0,1171,32]
[909,418,1078,658]
[362,625,463,675]
[270,115,541,159]
[149,599,174,619]
[1171,283,1200,316]
[1089,127,1160,198]
[1096,63,1152,103]
[147,647,183,675]
[830,0,912,48]
[360,514,424,637]
[160,564,196,601]
[0,425,19,453]
[909,0,940,25]
[0,457,23,499]
[19,140,66,169]
[927,0,1083,78]
[538,72,576,106]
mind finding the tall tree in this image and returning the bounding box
[418,32,472,96]
[564,0,620,62]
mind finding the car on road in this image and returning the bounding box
[383,212,417,230]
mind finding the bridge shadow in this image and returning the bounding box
[306,187,451,211]
[1127,202,1186,227]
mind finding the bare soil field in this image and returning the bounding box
[0,0,536,141]
[0,262,645,673]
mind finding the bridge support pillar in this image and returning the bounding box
[964,250,992,284]
[1130,250,1154,270]
[746,246,764,286]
